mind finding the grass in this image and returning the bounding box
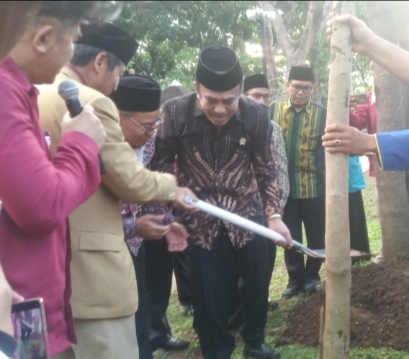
[154,174,408,358]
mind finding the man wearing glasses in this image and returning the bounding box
[242,74,289,312]
[270,66,326,299]
[244,74,272,106]
[243,75,289,211]
[110,75,190,358]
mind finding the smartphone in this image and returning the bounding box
[11,298,50,359]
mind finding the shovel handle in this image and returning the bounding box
[183,196,324,258]
[184,195,286,243]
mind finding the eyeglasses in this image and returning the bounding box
[291,85,313,94]
[249,92,271,102]
[125,114,163,133]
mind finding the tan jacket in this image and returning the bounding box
[37,66,177,319]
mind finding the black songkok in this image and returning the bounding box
[109,75,161,112]
[77,23,138,66]
[288,66,315,82]
[196,46,242,91]
[243,74,269,93]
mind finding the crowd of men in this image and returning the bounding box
[2,2,409,359]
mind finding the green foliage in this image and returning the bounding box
[273,1,313,41]
[272,1,370,101]
[115,1,261,88]
[310,32,331,103]
[350,1,372,94]
[114,1,370,96]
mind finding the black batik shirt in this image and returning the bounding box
[150,93,281,250]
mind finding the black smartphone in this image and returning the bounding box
[11,298,50,359]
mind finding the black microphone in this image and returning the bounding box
[58,80,106,174]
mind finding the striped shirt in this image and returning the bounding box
[271,100,326,199]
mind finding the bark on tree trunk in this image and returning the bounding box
[257,1,331,101]
[321,2,354,358]
[368,1,409,259]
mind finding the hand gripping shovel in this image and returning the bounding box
[184,196,369,259]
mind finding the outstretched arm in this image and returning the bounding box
[328,14,409,86]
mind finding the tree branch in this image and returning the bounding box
[258,1,295,59]
[294,1,328,65]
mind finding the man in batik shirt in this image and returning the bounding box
[271,66,326,298]
[150,46,292,359]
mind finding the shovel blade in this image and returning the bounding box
[294,246,371,259]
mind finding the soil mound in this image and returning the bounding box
[275,256,409,351]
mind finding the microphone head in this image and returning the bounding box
[58,80,79,101]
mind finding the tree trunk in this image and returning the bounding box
[321,2,354,358]
[257,1,331,101]
[368,1,409,259]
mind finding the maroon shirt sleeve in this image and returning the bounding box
[0,84,100,235]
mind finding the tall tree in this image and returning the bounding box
[368,1,409,259]
[114,1,261,88]
[321,2,354,358]
[257,1,332,100]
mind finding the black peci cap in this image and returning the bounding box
[109,75,161,112]
[243,74,269,92]
[77,23,138,66]
[196,46,242,91]
[288,66,315,82]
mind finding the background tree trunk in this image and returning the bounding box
[368,1,409,259]
[257,1,332,101]
[321,2,354,358]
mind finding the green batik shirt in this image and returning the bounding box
[270,100,326,199]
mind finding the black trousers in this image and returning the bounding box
[349,190,370,255]
[189,225,270,359]
[173,250,192,306]
[131,243,154,359]
[144,238,174,351]
[283,196,325,285]
[227,238,277,331]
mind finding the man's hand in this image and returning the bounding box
[61,105,106,149]
[136,214,170,240]
[166,222,189,252]
[327,14,377,56]
[0,263,23,336]
[173,187,198,211]
[267,218,292,249]
[322,124,376,155]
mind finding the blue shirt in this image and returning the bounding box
[349,156,366,193]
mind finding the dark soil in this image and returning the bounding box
[275,256,409,351]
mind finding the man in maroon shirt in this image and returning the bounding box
[0,2,39,61]
[0,2,39,357]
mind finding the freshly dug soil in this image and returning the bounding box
[275,256,409,351]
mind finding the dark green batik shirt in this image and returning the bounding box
[270,100,326,199]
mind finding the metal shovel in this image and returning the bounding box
[184,196,369,259]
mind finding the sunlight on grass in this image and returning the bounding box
[362,176,382,257]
